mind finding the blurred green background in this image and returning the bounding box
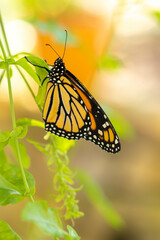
[0,0,160,239]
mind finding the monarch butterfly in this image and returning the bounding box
[26,31,121,153]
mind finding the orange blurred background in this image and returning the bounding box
[0,0,160,239]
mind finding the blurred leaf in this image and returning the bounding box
[102,105,135,140]
[10,127,23,138]
[0,219,22,240]
[36,83,47,107]
[27,138,49,155]
[22,201,68,238]
[17,118,44,129]
[13,52,49,74]
[15,57,41,85]
[23,54,49,80]
[66,225,80,240]
[151,10,160,25]
[0,160,35,205]
[0,70,5,84]
[0,131,10,142]
[32,19,78,45]
[9,139,30,169]
[7,58,15,64]
[0,60,5,69]
[9,66,13,78]
[0,127,28,152]
[12,52,34,60]
[17,126,28,139]
[0,131,10,151]
[76,170,124,230]
[0,150,7,166]
[98,54,122,70]
[54,135,75,154]
[10,126,28,139]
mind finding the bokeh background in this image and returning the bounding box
[0,0,160,239]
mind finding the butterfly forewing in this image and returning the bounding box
[43,77,91,140]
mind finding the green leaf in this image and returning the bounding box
[76,170,124,230]
[32,19,78,45]
[0,131,10,143]
[9,66,13,78]
[98,54,122,70]
[0,159,35,205]
[17,126,28,139]
[12,52,31,60]
[0,131,11,151]
[0,150,7,167]
[12,53,49,86]
[10,127,23,138]
[15,57,41,85]
[22,201,68,238]
[54,135,75,154]
[0,61,5,69]
[15,53,49,87]
[152,10,160,25]
[0,219,22,240]
[66,225,80,240]
[102,105,135,140]
[16,118,44,129]
[9,139,30,169]
[10,126,27,139]
[7,58,15,64]
[36,83,47,107]
[27,138,49,155]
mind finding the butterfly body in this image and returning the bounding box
[42,57,121,153]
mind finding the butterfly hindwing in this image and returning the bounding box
[64,70,121,153]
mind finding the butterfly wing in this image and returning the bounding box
[43,69,120,153]
[64,70,121,153]
[42,79,91,140]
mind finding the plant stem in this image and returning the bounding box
[0,12,11,56]
[0,12,34,202]
[16,65,42,112]
[0,70,5,84]
[6,62,34,202]
[0,37,6,59]
[0,11,42,113]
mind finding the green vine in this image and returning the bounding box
[0,12,34,202]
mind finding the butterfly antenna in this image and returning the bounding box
[62,30,68,60]
[45,44,61,58]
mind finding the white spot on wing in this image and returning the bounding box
[115,139,119,144]
[98,129,103,135]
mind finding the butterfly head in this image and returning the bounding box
[54,57,64,66]
[50,57,66,76]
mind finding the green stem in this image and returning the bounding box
[0,12,11,56]
[6,63,34,202]
[0,12,34,202]
[0,11,42,113]
[0,37,6,60]
[0,69,5,84]
[16,65,42,112]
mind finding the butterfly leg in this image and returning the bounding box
[44,59,54,67]
[41,76,49,86]
[25,56,50,73]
